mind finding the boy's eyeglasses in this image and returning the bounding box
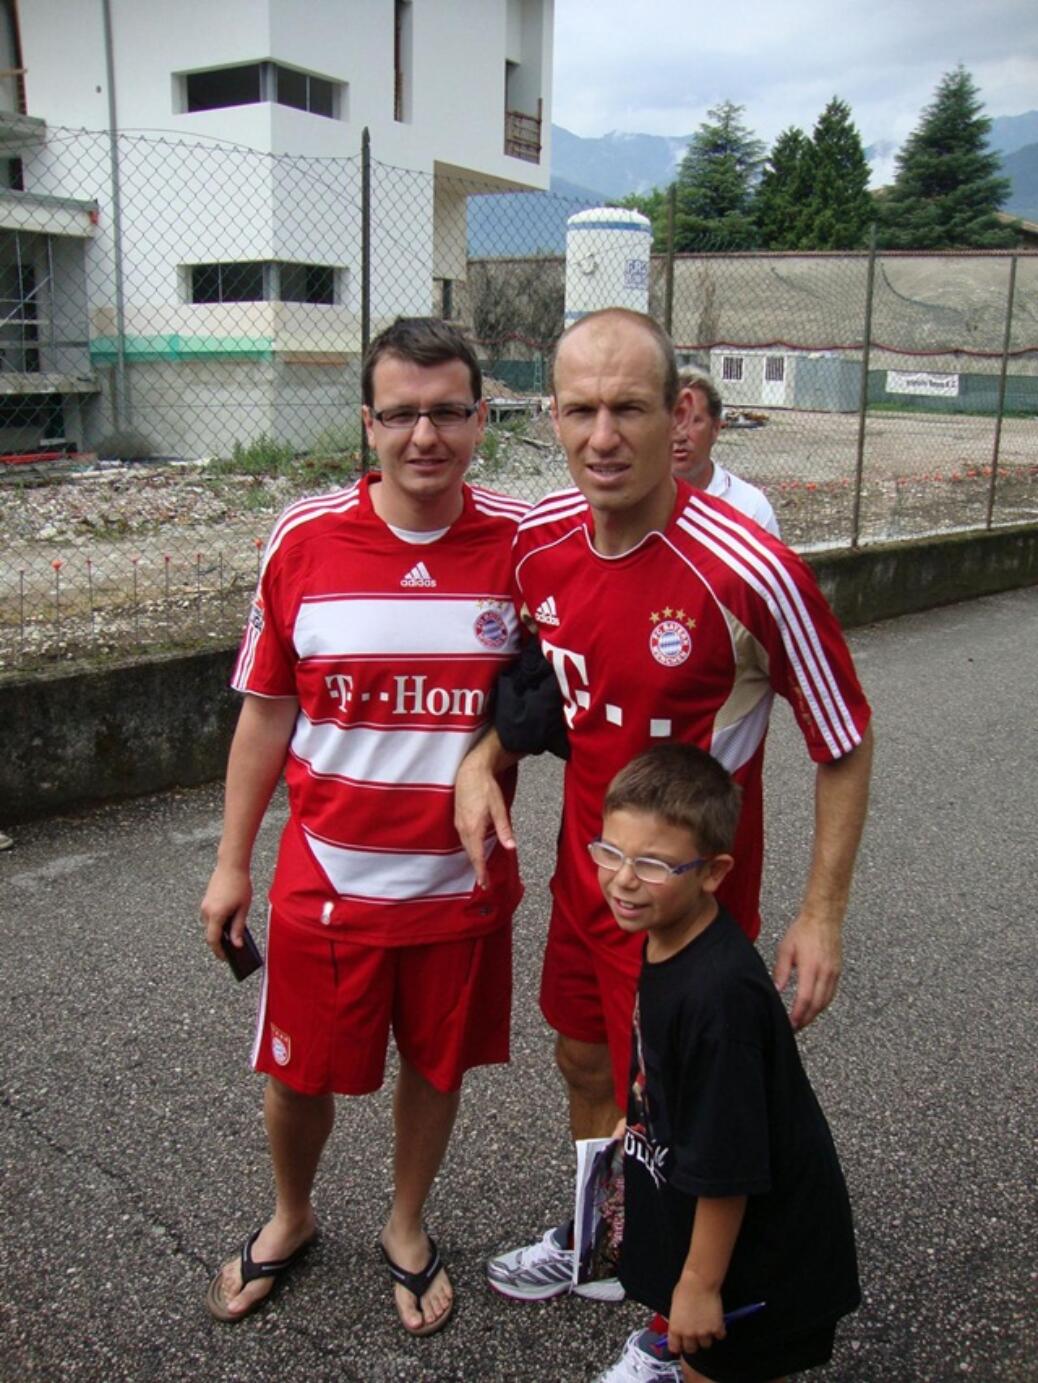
[587,838,709,886]
[372,404,479,430]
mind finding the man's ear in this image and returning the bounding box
[672,386,692,434]
[361,404,377,450]
[702,853,734,896]
[549,395,561,440]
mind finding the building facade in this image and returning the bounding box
[0,0,553,455]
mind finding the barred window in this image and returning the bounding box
[721,355,744,382]
[188,262,337,305]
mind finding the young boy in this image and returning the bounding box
[593,744,860,1383]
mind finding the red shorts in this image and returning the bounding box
[539,901,641,1110]
[252,908,511,1095]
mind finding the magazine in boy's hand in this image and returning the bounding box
[573,1136,624,1287]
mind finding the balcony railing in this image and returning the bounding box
[504,103,542,164]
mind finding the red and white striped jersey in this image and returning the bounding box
[512,479,871,949]
[233,473,528,945]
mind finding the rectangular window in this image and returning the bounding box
[280,263,335,305]
[186,63,263,113]
[764,356,785,383]
[306,76,335,118]
[181,62,341,118]
[190,262,265,303]
[274,65,336,117]
[188,262,336,305]
[721,355,744,383]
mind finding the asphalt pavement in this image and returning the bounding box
[1,586,1036,1382]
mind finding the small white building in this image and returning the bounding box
[0,0,553,455]
[702,347,860,413]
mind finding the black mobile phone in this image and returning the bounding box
[221,921,264,982]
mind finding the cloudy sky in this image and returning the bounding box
[552,0,1037,171]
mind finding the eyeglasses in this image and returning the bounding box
[587,838,709,885]
[372,404,479,430]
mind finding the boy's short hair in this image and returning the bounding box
[604,744,741,856]
[361,317,483,407]
[678,369,723,420]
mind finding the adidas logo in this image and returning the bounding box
[535,595,560,626]
[401,561,437,588]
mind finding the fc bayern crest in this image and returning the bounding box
[474,609,509,650]
[650,619,692,667]
[271,1024,291,1067]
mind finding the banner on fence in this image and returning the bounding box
[886,370,960,398]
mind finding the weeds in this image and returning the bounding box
[210,434,298,478]
[478,415,533,472]
[207,428,360,488]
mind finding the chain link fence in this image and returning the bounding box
[1,128,1035,672]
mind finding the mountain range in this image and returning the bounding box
[467,111,1038,257]
[548,110,1038,215]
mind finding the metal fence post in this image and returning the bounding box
[850,225,877,549]
[663,184,676,335]
[360,126,372,474]
[986,254,1018,531]
[101,0,131,430]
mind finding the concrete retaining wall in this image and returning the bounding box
[2,523,1036,823]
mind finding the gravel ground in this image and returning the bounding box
[1,408,1036,672]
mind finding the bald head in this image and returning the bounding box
[552,309,679,410]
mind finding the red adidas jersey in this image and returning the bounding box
[512,480,871,950]
[233,473,528,945]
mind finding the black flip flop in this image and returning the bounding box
[206,1226,319,1322]
[380,1235,454,1337]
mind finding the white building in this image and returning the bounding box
[0,0,553,455]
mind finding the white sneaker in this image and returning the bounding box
[593,1330,682,1383]
[486,1219,624,1302]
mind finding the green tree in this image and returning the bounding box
[800,98,873,249]
[879,66,1014,248]
[674,101,764,250]
[614,187,669,250]
[754,126,811,249]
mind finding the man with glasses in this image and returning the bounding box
[202,318,527,1337]
[457,308,872,1382]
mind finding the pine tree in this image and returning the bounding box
[615,187,669,250]
[674,101,764,250]
[754,126,811,249]
[800,98,873,249]
[879,66,1014,248]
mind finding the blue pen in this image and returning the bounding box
[647,1304,768,1361]
[724,1300,767,1324]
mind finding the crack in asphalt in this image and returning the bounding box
[0,1090,210,1274]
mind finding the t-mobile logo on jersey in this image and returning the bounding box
[542,638,590,728]
[324,671,487,719]
[541,639,674,739]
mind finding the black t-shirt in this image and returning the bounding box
[619,910,861,1336]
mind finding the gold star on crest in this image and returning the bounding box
[662,606,673,618]
[650,611,661,623]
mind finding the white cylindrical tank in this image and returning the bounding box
[564,207,652,325]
